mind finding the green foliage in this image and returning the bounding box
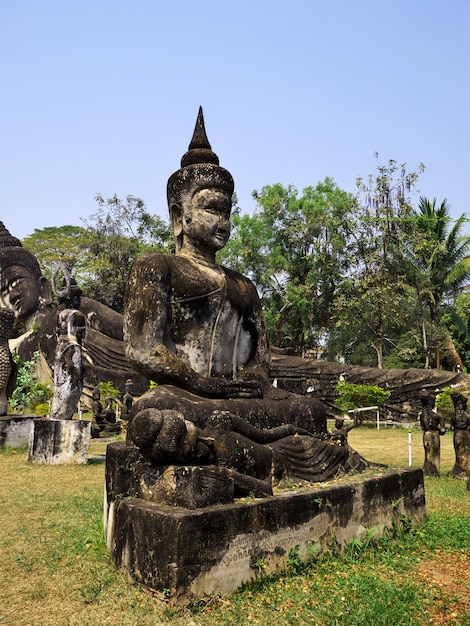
[8,352,53,414]
[335,381,390,411]
[19,160,470,373]
[221,179,356,353]
[24,196,172,314]
[97,381,120,402]
[34,402,50,417]
[80,194,172,313]
[382,329,426,369]
[333,158,425,368]
[403,196,470,368]
[21,225,89,282]
[435,387,464,417]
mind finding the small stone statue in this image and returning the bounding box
[103,395,117,424]
[450,391,470,478]
[121,378,134,420]
[50,268,86,420]
[91,387,121,437]
[91,384,104,434]
[329,416,357,446]
[0,307,17,415]
[418,390,446,477]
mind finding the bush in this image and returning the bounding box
[8,352,53,414]
[97,381,120,402]
[435,387,464,418]
[34,403,50,417]
[335,381,390,412]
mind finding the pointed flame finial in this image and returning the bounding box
[0,222,22,248]
[180,106,220,167]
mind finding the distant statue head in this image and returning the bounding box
[166,107,234,253]
[92,385,101,402]
[451,391,468,413]
[0,222,53,323]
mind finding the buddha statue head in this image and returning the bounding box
[0,222,53,323]
[166,107,235,253]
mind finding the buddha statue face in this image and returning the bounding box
[181,187,232,253]
[0,264,47,322]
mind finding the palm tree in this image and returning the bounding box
[405,197,470,368]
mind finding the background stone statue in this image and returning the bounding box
[0,222,147,406]
[92,385,104,422]
[419,390,446,477]
[91,386,121,437]
[124,108,367,488]
[121,378,134,420]
[49,266,87,420]
[0,307,17,415]
[450,391,470,478]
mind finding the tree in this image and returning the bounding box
[404,197,470,368]
[221,179,356,353]
[21,196,172,313]
[81,194,172,312]
[22,225,90,282]
[332,157,425,368]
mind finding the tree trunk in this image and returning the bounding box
[418,297,430,368]
[371,340,384,369]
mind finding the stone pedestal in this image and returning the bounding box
[104,442,426,605]
[0,415,36,448]
[28,419,91,464]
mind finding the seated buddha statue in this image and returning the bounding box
[124,108,366,485]
[124,107,327,434]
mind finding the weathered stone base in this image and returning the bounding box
[104,442,426,605]
[28,419,91,464]
[0,415,37,448]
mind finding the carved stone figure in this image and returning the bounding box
[129,408,366,497]
[121,378,134,420]
[0,307,17,415]
[450,391,470,478]
[329,416,357,446]
[419,390,446,477]
[92,385,104,423]
[91,386,121,437]
[103,395,117,423]
[124,108,367,488]
[0,222,147,402]
[49,269,86,420]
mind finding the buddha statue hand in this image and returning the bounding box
[190,375,263,400]
[146,345,263,399]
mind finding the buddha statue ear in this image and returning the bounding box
[171,203,183,237]
[38,276,53,306]
[170,203,186,252]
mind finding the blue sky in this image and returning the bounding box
[1,0,469,240]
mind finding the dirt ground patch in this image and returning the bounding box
[415,550,470,624]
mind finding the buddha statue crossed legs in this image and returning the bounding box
[125,108,366,488]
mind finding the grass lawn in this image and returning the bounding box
[0,424,469,626]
